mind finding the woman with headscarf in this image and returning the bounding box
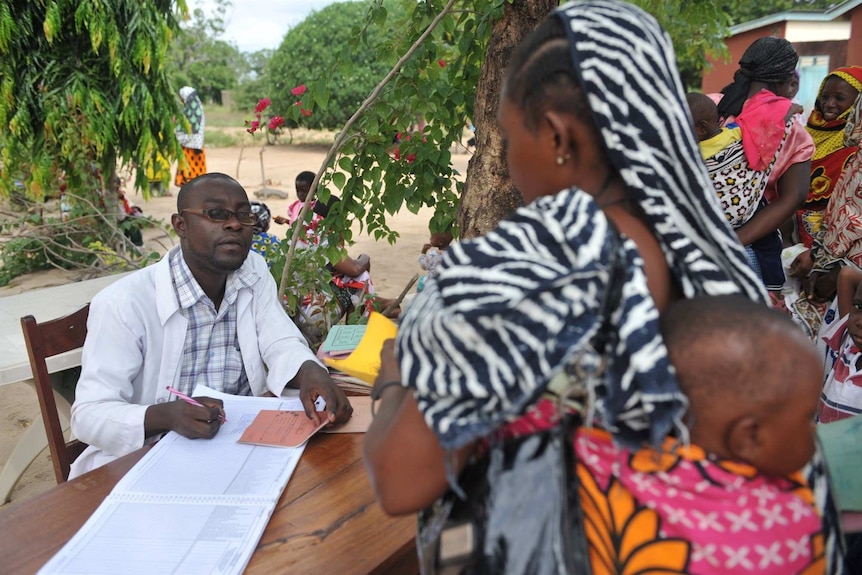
[174,86,207,187]
[714,37,815,301]
[797,67,862,250]
[820,90,862,270]
[363,1,844,573]
[786,73,862,339]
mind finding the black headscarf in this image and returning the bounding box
[718,37,798,120]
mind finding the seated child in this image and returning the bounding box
[417,230,453,292]
[818,265,862,423]
[290,195,400,333]
[108,174,143,247]
[274,170,315,226]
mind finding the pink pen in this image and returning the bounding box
[166,386,227,422]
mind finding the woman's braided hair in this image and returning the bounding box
[502,15,592,131]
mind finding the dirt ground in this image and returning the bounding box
[0,143,470,507]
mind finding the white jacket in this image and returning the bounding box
[70,247,320,476]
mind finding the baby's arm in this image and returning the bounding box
[784,103,803,124]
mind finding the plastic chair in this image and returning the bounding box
[20,305,90,483]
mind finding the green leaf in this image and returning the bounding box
[332,171,346,190]
[338,156,354,172]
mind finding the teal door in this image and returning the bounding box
[798,56,830,118]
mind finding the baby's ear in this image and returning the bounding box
[726,415,762,466]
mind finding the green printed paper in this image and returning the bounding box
[321,324,368,353]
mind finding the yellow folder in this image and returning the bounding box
[323,312,398,385]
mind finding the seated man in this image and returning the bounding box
[70,172,352,477]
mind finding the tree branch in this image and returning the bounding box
[277,0,458,305]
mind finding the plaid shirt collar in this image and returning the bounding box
[170,248,258,310]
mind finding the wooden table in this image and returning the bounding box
[0,433,418,574]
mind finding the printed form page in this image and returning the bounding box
[39,387,310,575]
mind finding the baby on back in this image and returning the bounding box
[661,294,821,476]
[571,295,828,574]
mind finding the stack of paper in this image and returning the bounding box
[317,324,370,394]
[323,312,398,394]
[39,387,309,575]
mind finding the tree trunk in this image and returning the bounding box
[458,0,556,239]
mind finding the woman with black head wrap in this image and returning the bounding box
[718,37,800,121]
[714,37,815,305]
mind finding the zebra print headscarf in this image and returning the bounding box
[395,0,765,451]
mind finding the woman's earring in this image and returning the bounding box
[556,153,571,166]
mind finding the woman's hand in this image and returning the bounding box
[375,339,401,385]
[364,339,475,516]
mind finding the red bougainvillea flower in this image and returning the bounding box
[407,153,417,164]
[254,98,271,113]
[267,115,285,130]
[438,59,446,68]
[291,84,307,96]
[246,120,260,134]
[393,147,401,160]
[300,107,312,117]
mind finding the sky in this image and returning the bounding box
[188,0,340,53]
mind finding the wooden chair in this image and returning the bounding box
[20,305,90,483]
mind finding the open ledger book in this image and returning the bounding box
[39,386,313,575]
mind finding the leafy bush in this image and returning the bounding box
[265,0,407,130]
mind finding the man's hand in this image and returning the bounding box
[291,361,353,425]
[144,397,225,440]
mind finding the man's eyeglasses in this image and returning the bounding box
[180,208,258,226]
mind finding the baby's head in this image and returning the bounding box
[686,92,721,142]
[661,295,822,476]
[295,171,315,202]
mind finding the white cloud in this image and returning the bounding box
[189,0,340,53]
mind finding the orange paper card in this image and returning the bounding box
[322,396,373,434]
[238,410,328,448]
